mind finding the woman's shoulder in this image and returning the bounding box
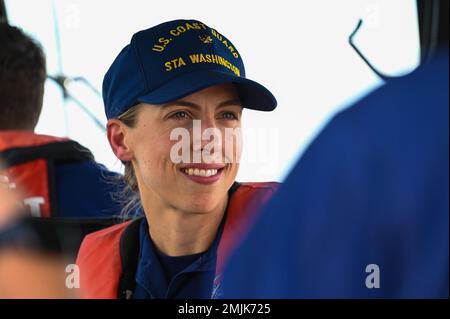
[85,220,132,240]
[75,220,136,298]
[77,220,134,261]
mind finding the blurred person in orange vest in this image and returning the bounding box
[0,163,78,299]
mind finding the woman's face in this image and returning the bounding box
[123,83,242,214]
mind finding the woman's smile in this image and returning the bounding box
[178,163,227,185]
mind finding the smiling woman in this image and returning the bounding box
[111,84,244,217]
[110,84,242,217]
[76,19,280,299]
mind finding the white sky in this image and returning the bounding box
[5,0,420,182]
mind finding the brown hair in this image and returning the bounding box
[0,23,46,130]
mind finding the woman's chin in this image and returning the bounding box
[178,196,222,215]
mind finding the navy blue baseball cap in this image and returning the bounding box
[103,19,277,119]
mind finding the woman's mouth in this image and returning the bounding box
[179,165,225,185]
[182,168,219,177]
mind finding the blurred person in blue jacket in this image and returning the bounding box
[223,0,449,298]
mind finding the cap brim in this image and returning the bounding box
[137,69,277,111]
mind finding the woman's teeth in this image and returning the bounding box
[182,168,219,177]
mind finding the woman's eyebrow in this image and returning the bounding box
[217,98,243,108]
[160,98,243,110]
[160,100,199,109]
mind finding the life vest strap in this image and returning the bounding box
[118,217,143,299]
[0,140,95,217]
[0,140,94,168]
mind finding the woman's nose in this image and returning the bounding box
[192,116,223,153]
[199,114,217,130]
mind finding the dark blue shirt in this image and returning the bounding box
[155,249,204,284]
[133,217,224,299]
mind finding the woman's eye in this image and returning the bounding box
[220,112,238,120]
[171,111,190,119]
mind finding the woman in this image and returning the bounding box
[76,19,279,299]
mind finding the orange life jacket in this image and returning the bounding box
[76,182,279,299]
[0,131,94,217]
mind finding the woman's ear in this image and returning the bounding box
[107,119,133,162]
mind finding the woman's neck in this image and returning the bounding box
[142,193,228,257]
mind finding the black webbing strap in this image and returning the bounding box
[0,140,95,217]
[0,140,95,168]
[118,217,143,299]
